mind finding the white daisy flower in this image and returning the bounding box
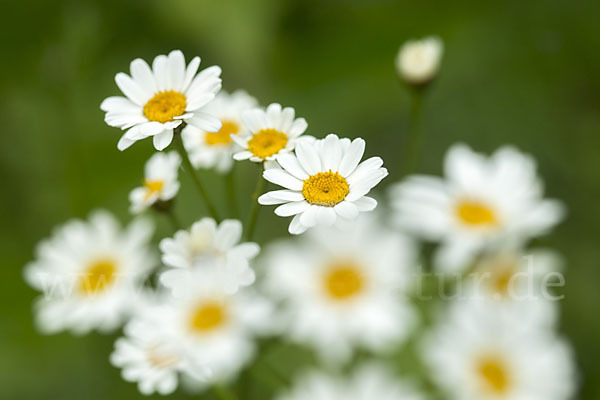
[23,211,156,335]
[422,302,577,400]
[129,151,181,214]
[158,218,259,294]
[276,364,425,400]
[167,268,274,389]
[111,302,210,396]
[390,144,565,271]
[395,36,443,85]
[232,103,308,162]
[263,216,417,364]
[101,50,222,151]
[259,134,388,234]
[182,90,258,173]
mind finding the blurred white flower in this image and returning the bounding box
[395,36,443,85]
[422,301,577,400]
[159,218,259,294]
[232,103,309,162]
[263,216,417,364]
[459,247,563,327]
[101,50,222,151]
[166,268,274,389]
[23,211,155,335]
[183,90,258,173]
[110,302,210,396]
[259,134,388,234]
[389,144,565,271]
[129,151,181,214]
[276,363,425,400]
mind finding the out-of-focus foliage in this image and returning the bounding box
[1,0,599,398]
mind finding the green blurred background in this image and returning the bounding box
[2,0,599,398]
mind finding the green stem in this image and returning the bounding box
[212,383,238,400]
[225,166,238,218]
[173,128,220,221]
[403,88,424,175]
[245,166,266,241]
[163,208,180,231]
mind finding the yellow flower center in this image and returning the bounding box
[455,199,498,227]
[247,128,288,159]
[79,259,117,295]
[476,355,511,395]
[189,301,227,333]
[205,120,239,146]
[146,344,180,369]
[143,90,187,123]
[324,263,364,300]
[303,171,350,207]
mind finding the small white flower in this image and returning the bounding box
[259,134,388,234]
[232,103,309,162]
[422,302,577,400]
[263,216,417,364]
[101,50,222,151]
[276,364,425,400]
[167,268,274,389]
[389,144,565,271]
[111,302,210,396]
[129,151,181,214]
[158,218,259,294]
[183,90,258,173]
[23,211,155,335]
[395,36,443,85]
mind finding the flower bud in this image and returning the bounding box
[395,36,444,86]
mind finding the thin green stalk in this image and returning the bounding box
[163,208,180,231]
[225,166,238,218]
[151,201,180,231]
[245,166,266,241]
[212,383,238,400]
[173,129,220,221]
[403,88,424,175]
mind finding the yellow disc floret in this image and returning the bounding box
[303,171,350,207]
[79,259,117,295]
[189,301,227,333]
[324,263,364,300]
[205,120,239,146]
[247,129,288,159]
[143,90,187,123]
[476,355,511,394]
[455,199,498,227]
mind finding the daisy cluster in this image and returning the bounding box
[24,45,578,400]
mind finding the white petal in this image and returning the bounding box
[299,205,319,227]
[275,201,310,217]
[130,58,156,94]
[353,196,377,211]
[186,112,222,132]
[152,54,169,91]
[338,138,365,177]
[289,214,308,234]
[115,73,148,106]
[167,50,186,91]
[347,156,384,186]
[233,151,253,161]
[182,56,201,91]
[334,201,359,219]
[288,118,308,137]
[295,141,322,175]
[316,206,336,226]
[321,134,343,171]
[153,130,174,150]
[346,168,388,201]
[277,153,309,180]
[215,220,242,250]
[263,169,303,190]
[261,189,304,203]
[117,133,136,151]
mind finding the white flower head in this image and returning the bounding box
[395,36,443,85]
[129,151,181,214]
[276,364,425,400]
[166,268,274,389]
[111,302,211,396]
[101,50,222,151]
[232,103,309,162]
[23,211,156,335]
[259,134,388,234]
[422,302,577,400]
[158,218,259,294]
[182,90,258,173]
[263,215,417,364]
[390,144,565,271]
